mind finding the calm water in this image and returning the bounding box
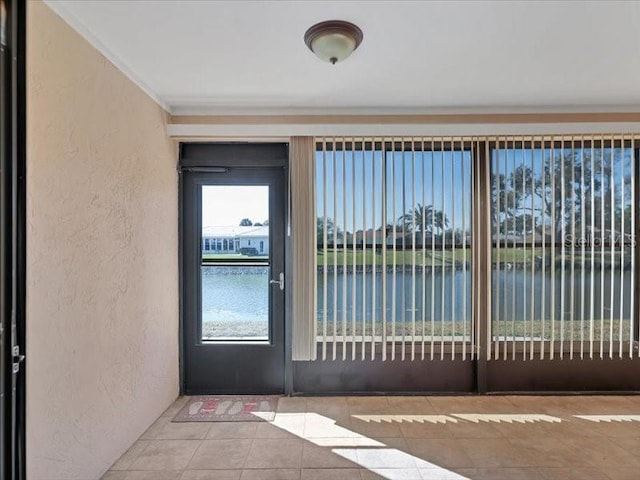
[201,266,269,338]
[202,266,634,337]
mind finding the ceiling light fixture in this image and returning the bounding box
[304,20,363,65]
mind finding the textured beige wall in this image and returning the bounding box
[27,2,179,479]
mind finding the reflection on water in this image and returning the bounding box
[201,266,269,339]
[201,266,634,340]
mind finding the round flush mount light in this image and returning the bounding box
[304,20,363,65]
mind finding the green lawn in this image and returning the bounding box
[202,253,268,261]
[314,318,633,342]
[316,248,630,267]
[202,249,630,267]
[317,249,471,266]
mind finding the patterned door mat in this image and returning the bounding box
[173,395,279,422]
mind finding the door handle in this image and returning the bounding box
[269,272,285,291]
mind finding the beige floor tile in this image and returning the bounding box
[110,440,152,470]
[356,447,418,469]
[277,397,308,413]
[541,418,597,438]
[187,439,252,470]
[425,469,478,480]
[103,395,640,480]
[408,438,475,469]
[570,396,638,414]
[603,467,640,480]
[304,413,359,439]
[488,417,564,438]
[360,467,423,479]
[537,467,611,480]
[118,472,183,480]
[302,443,361,469]
[623,395,640,407]
[506,395,637,416]
[206,422,259,439]
[306,397,351,421]
[608,436,640,454]
[444,420,506,439]
[181,470,241,480]
[244,439,303,469]
[241,469,301,480]
[349,416,404,438]
[301,468,361,480]
[101,473,129,480]
[348,396,390,414]
[140,416,172,440]
[571,418,640,438]
[129,440,201,471]
[162,397,190,417]
[427,396,519,415]
[256,417,304,439]
[458,438,536,468]
[399,419,454,439]
[458,467,551,479]
[155,422,211,440]
[507,436,578,468]
[560,436,640,468]
[267,413,307,438]
[386,397,436,414]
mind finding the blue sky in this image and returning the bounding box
[316,149,473,234]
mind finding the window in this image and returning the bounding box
[315,139,472,360]
[491,138,637,359]
[310,135,638,362]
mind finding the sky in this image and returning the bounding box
[316,150,473,234]
[200,147,633,232]
[202,185,269,227]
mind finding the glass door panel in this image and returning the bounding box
[201,185,270,341]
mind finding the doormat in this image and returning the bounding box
[173,396,279,422]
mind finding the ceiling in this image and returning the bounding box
[46,0,640,115]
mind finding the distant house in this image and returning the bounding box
[202,225,269,255]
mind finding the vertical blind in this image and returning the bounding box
[294,135,639,362]
[491,135,638,360]
[290,137,317,361]
[315,138,474,361]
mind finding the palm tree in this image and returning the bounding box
[398,204,449,235]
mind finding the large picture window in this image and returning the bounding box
[491,137,637,359]
[311,135,638,362]
[315,139,472,361]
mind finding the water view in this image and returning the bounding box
[201,266,634,340]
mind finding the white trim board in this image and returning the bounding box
[169,105,640,117]
[167,122,640,139]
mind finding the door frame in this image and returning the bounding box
[178,143,291,395]
[1,0,26,478]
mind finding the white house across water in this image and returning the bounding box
[202,225,270,255]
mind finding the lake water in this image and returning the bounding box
[201,266,634,338]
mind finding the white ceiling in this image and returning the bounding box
[45,0,640,115]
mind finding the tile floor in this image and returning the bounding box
[102,395,640,480]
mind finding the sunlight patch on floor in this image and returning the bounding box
[333,448,470,479]
[450,413,562,424]
[574,414,640,423]
[352,414,459,424]
[272,412,470,480]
